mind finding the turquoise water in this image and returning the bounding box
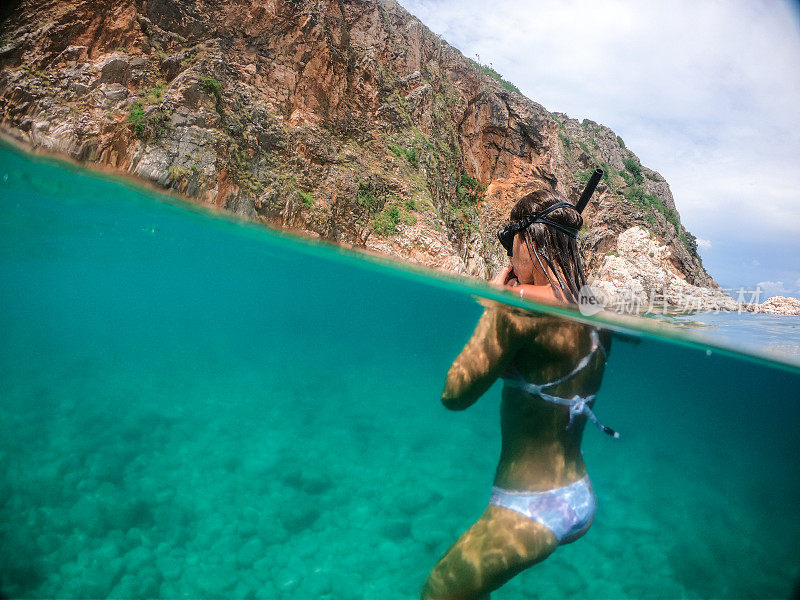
[1,141,799,599]
[652,311,800,366]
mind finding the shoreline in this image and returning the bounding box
[0,130,443,269]
[3,130,798,317]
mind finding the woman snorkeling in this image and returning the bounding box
[421,186,617,600]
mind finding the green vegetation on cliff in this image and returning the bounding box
[555,115,701,258]
[128,101,146,136]
[388,143,418,168]
[467,58,522,95]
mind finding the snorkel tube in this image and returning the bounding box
[575,168,603,213]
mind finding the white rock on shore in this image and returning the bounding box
[741,295,800,315]
[589,226,738,313]
[589,227,800,315]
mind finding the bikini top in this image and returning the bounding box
[502,329,619,439]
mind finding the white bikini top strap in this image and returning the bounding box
[593,330,607,359]
[503,379,619,438]
[536,330,604,389]
[566,394,619,438]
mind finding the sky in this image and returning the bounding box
[397,0,800,300]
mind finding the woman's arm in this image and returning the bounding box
[441,304,521,411]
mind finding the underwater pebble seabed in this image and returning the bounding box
[1,143,799,599]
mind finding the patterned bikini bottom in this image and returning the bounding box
[488,475,596,544]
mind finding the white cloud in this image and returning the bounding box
[696,238,712,251]
[756,280,788,297]
[398,0,800,282]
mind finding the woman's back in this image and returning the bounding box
[495,313,610,491]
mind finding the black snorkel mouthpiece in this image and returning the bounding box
[574,168,603,214]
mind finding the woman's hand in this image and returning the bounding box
[490,266,558,302]
[490,265,517,288]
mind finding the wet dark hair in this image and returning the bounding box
[509,189,587,303]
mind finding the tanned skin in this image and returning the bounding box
[420,235,609,600]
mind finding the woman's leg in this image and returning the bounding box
[420,505,559,600]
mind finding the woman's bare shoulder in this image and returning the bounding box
[485,303,546,340]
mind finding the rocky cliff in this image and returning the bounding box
[0,0,735,310]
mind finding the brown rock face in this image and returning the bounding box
[0,0,718,289]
